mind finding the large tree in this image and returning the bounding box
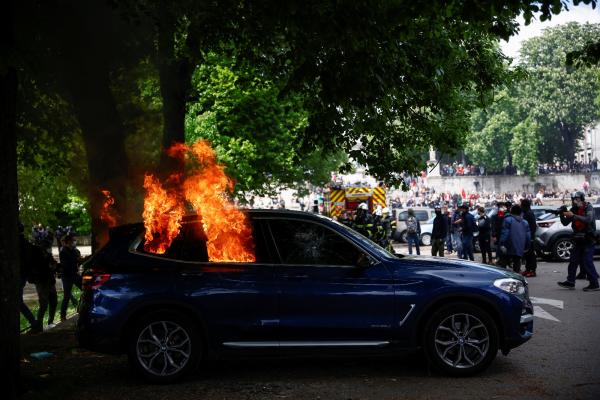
[519,22,600,162]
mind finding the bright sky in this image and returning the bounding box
[500,2,600,62]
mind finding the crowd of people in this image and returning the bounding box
[19,223,83,333]
[440,160,600,177]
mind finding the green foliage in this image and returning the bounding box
[510,118,539,177]
[518,22,600,162]
[185,51,346,195]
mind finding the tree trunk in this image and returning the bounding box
[0,2,22,397]
[157,7,191,176]
[559,122,578,163]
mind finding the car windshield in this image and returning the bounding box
[328,218,401,259]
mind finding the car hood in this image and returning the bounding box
[389,255,525,282]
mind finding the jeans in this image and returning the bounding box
[407,233,420,255]
[431,238,445,257]
[451,232,463,258]
[566,241,599,285]
[461,234,474,261]
[61,274,82,318]
[35,280,57,325]
[445,234,453,252]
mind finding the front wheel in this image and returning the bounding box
[424,303,498,376]
[128,310,201,383]
[553,238,573,262]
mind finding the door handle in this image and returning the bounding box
[284,275,309,280]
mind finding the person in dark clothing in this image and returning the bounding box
[431,206,448,257]
[18,222,42,332]
[59,234,82,320]
[443,206,453,253]
[520,199,538,277]
[29,242,58,328]
[451,208,463,258]
[557,192,600,291]
[491,202,510,267]
[500,205,531,273]
[476,206,493,264]
[456,204,476,261]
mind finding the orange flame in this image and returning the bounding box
[100,190,118,228]
[142,140,255,262]
[142,174,186,254]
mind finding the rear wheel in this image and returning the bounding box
[424,303,498,376]
[127,310,201,383]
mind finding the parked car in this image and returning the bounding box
[78,210,533,383]
[394,208,436,242]
[534,205,600,261]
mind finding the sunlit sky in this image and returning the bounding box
[500,2,600,62]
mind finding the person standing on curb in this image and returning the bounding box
[520,199,538,277]
[558,192,600,291]
[456,204,476,261]
[431,206,447,257]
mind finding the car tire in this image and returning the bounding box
[399,230,408,243]
[420,233,432,246]
[552,238,574,262]
[424,302,498,376]
[127,310,201,383]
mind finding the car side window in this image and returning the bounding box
[268,220,362,266]
[138,219,270,263]
[398,211,408,221]
[415,211,429,221]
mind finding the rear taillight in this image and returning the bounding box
[82,272,111,291]
[537,221,555,228]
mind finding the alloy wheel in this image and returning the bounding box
[434,313,489,369]
[136,320,191,377]
[555,240,573,261]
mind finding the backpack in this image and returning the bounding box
[406,216,418,234]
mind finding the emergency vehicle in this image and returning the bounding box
[325,185,387,218]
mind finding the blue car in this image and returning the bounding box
[77,210,533,383]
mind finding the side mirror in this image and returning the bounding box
[356,253,374,269]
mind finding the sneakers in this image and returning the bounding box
[522,271,536,277]
[557,281,575,289]
[583,284,600,292]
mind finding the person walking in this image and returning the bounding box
[29,242,58,328]
[405,208,421,255]
[444,206,453,253]
[500,205,531,273]
[431,206,447,257]
[18,222,42,332]
[476,206,493,264]
[59,234,83,321]
[558,192,600,291]
[520,199,538,277]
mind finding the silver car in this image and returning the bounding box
[534,206,600,261]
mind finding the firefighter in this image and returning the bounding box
[354,203,374,238]
[375,207,394,250]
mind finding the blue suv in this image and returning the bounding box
[77,210,533,383]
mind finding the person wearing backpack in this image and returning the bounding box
[500,204,531,273]
[405,208,421,255]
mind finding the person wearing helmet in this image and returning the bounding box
[374,207,394,250]
[354,203,373,239]
[558,191,600,291]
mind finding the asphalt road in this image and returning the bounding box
[20,250,600,400]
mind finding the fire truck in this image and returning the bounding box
[324,185,387,218]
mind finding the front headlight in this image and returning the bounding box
[493,278,526,296]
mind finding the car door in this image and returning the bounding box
[267,218,396,345]
[173,219,280,347]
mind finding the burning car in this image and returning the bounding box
[77,209,533,383]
